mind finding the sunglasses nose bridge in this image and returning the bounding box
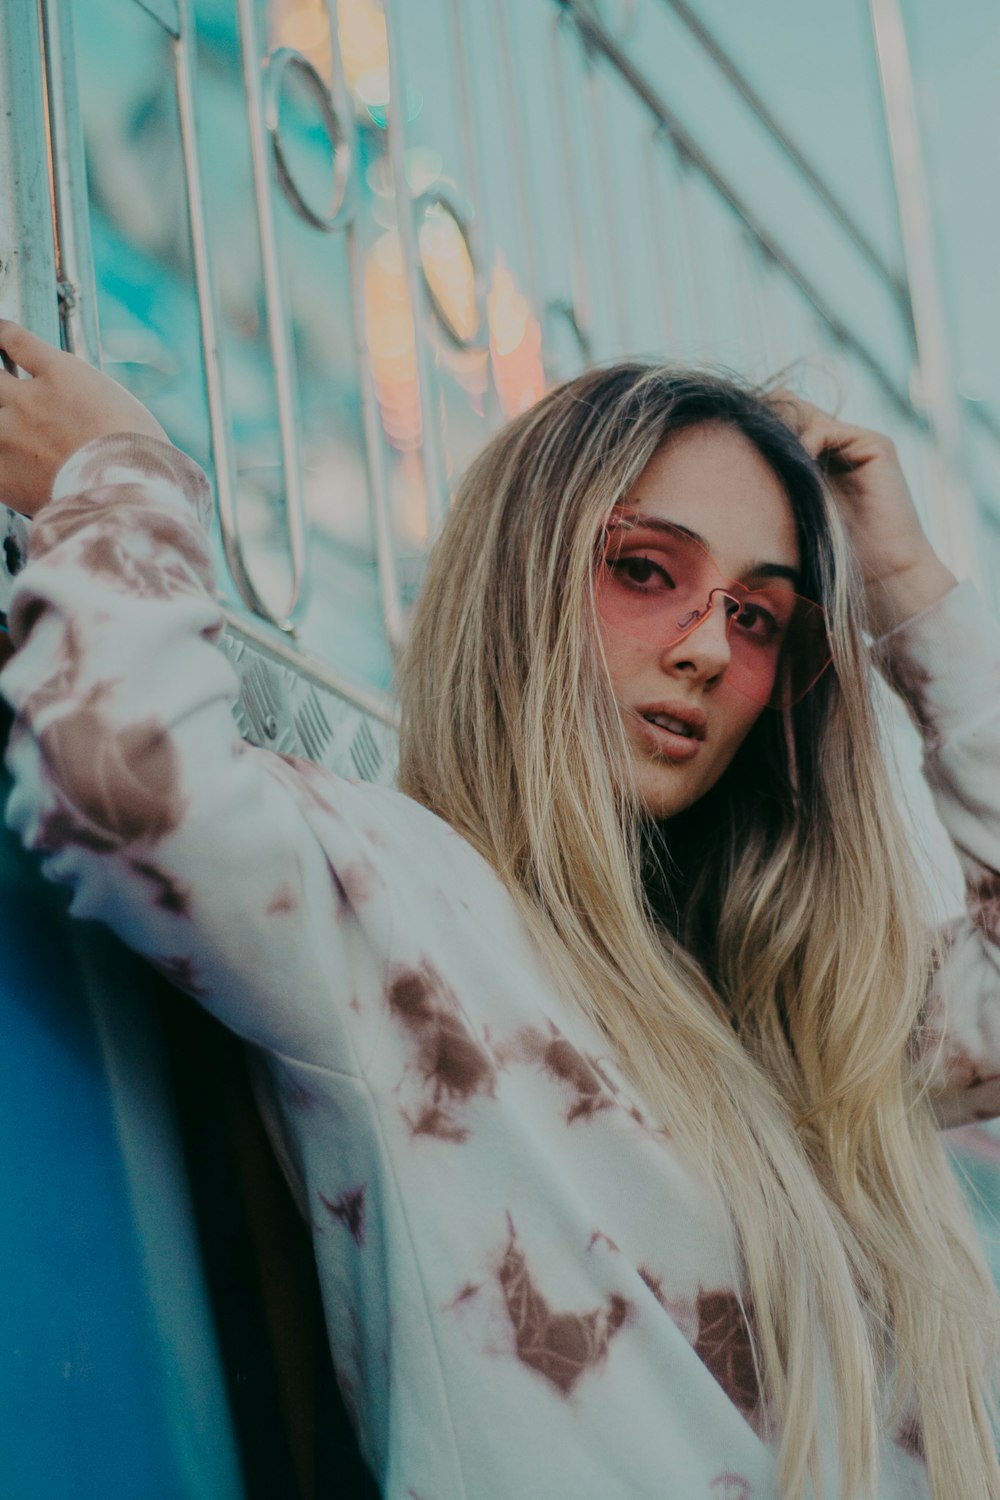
[678,586,740,639]
[668,582,740,660]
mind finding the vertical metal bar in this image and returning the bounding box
[490,0,544,319]
[672,149,711,360]
[0,0,59,337]
[235,0,309,624]
[581,54,630,352]
[383,0,449,535]
[174,0,272,623]
[548,11,593,355]
[37,0,101,364]
[640,128,677,358]
[321,0,408,652]
[728,226,769,380]
[447,0,502,430]
[744,236,784,378]
[868,0,980,582]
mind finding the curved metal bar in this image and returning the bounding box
[557,0,919,421]
[580,50,630,352]
[36,0,101,364]
[868,0,979,582]
[639,127,677,356]
[446,0,502,429]
[544,297,593,368]
[491,0,544,321]
[263,46,353,235]
[548,10,594,369]
[175,0,286,628]
[236,0,312,629]
[383,0,450,535]
[652,0,908,308]
[219,605,398,729]
[318,0,408,655]
[413,186,484,351]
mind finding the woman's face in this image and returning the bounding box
[598,421,801,820]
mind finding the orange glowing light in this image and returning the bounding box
[270,0,332,80]
[338,0,389,102]
[419,205,479,346]
[364,231,422,453]
[487,253,546,417]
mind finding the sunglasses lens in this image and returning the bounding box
[596,519,831,708]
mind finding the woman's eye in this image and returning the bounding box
[610,555,674,589]
[733,601,781,640]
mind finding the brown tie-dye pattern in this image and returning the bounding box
[443,1280,481,1312]
[710,1476,753,1499]
[497,1217,632,1396]
[401,1103,471,1145]
[66,440,208,499]
[148,954,208,999]
[634,1266,700,1343]
[18,620,83,717]
[266,883,298,916]
[502,1023,616,1124]
[37,806,118,855]
[895,1411,925,1464]
[388,963,497,1142]
[970,871,1000,944]
[319,1185,366,1247]
[272,751,343,821]
[637,1265,668,1309]
[35,687,185,850]
[693,1290,760,1421]
[338,861,379,910]
[30,486,214,593]
[128,858,192,917]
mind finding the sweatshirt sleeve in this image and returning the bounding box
[879,580,1000,1127]
[0,432,385,1073]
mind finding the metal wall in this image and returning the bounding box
[1,2,998,1495]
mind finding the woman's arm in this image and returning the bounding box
[879,582,1000,1127]
[0,323,383,1072]
[763,388,1000,1126]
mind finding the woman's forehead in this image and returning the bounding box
[623,425,800,574]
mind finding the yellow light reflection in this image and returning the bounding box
[487,253,546,418]
[419,204,478,346]
[270,0,332,82]
[364,231,422,454]
[338,0,390,103]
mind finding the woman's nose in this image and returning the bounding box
[660,595,732,681]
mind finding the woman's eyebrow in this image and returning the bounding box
[616,509,802,587]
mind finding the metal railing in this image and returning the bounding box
[1,0,995,757]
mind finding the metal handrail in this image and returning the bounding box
[654,0,910,308]
[555,0,921,421]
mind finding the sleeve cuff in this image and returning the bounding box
[52,433,214,532]
[877,579,1000,737]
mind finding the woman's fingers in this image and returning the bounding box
[0,368,25,405]
[0,320,60,378]
[0,320,168,518]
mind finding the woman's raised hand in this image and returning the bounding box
[0,320,167,519]
[767,387,957,634]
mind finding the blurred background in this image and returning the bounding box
[0,2,998,1496]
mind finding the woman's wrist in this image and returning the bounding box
[866,552,958,638]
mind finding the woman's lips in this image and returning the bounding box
[631,712,703,762]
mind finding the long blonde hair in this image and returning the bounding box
[397,364,1000,1499]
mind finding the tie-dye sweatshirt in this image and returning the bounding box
[3,434,1000,1500]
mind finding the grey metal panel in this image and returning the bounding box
[132,0,181,37]
[0,0,60,339]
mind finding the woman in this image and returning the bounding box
[0,321,998,1499]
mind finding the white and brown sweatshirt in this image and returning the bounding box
[3,433,999,1500]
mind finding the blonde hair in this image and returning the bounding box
[397,365,1000,1499]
